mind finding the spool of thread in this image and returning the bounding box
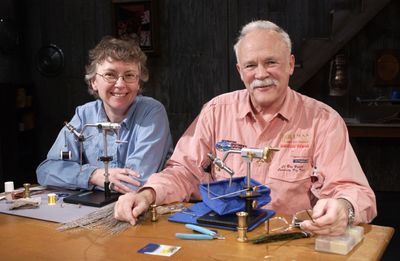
[60,151,72,160]
[48,193,57,205]
[4,181,14,202]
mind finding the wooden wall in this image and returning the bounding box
[301,0,400,191]
[0,0,398,191]
[23,0,336,155]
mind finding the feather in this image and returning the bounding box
[57,202,149,235]
[249,231,311,244]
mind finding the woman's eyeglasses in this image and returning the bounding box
[96,72,139,84]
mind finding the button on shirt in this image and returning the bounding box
[145,88,376,224]
[36,95,173,190]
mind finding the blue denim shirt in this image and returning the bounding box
[36,95,173,190]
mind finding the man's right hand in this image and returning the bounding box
[114,188,156,225]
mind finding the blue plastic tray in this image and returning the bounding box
[199,176,271,215]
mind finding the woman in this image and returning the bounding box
[36,36,173,194]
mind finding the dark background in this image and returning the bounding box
[0,0,399,259]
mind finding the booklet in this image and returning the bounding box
[137,243,181,257]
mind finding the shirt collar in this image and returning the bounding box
[238,87,294,122]
[97,96,141,129]
[238,91,254,119]
[277,88,293,121]
[122,96,140,128]
[98,101,109,122]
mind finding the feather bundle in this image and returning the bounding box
[57,202,149,235]
[249,231,311,244]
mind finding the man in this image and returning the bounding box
[114,20,376,236]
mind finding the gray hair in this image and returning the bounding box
[84,36,149,98]
[233,20,292,59]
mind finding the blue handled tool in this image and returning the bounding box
[175,224,225,240]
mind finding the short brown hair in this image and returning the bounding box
[84,36,149,98]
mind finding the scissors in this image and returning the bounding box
[175,224,225,240]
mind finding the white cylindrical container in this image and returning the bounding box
[4,181,14,202]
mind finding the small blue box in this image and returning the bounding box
[199,177,271,215]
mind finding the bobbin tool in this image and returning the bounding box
[175,224,225,240]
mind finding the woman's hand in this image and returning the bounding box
[89,168,141,193]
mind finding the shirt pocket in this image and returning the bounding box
[269,148,312,183]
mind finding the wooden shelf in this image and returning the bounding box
[346,123,400,138]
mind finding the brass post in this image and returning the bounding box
[150,204,158,222]
[236,211,248,242]
[23,183,31,198]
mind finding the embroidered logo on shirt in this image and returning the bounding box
[280,131,310,149]
[277,163,306,173]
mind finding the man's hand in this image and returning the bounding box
[89,168,141,193]
[300,198,350,236]
[114,188,156,225]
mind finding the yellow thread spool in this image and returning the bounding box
[48,193,57,205]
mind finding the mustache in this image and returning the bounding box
[250,78,279,89]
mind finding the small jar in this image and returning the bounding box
[4,181,14,203]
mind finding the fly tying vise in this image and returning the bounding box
[208,140,279,189]
[61,121,127,206]
[206,140,279,215]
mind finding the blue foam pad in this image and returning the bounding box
[199,177,271,215]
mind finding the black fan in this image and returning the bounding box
[36,44,64,77]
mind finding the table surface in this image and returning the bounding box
[0,210,394,260]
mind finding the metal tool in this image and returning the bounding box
[64,122,85,169]
[175,224,225,240]
[64,121,127,170]
[64,121,127,192]
[62,121,126,206]
[208,140,279,215]
[60,130,72,160]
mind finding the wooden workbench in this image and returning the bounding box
[0,210,394,260]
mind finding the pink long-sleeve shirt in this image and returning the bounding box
[145,88,377,224]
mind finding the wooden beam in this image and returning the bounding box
[290,0,392,90]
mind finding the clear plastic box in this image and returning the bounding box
[315,226,364,255]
